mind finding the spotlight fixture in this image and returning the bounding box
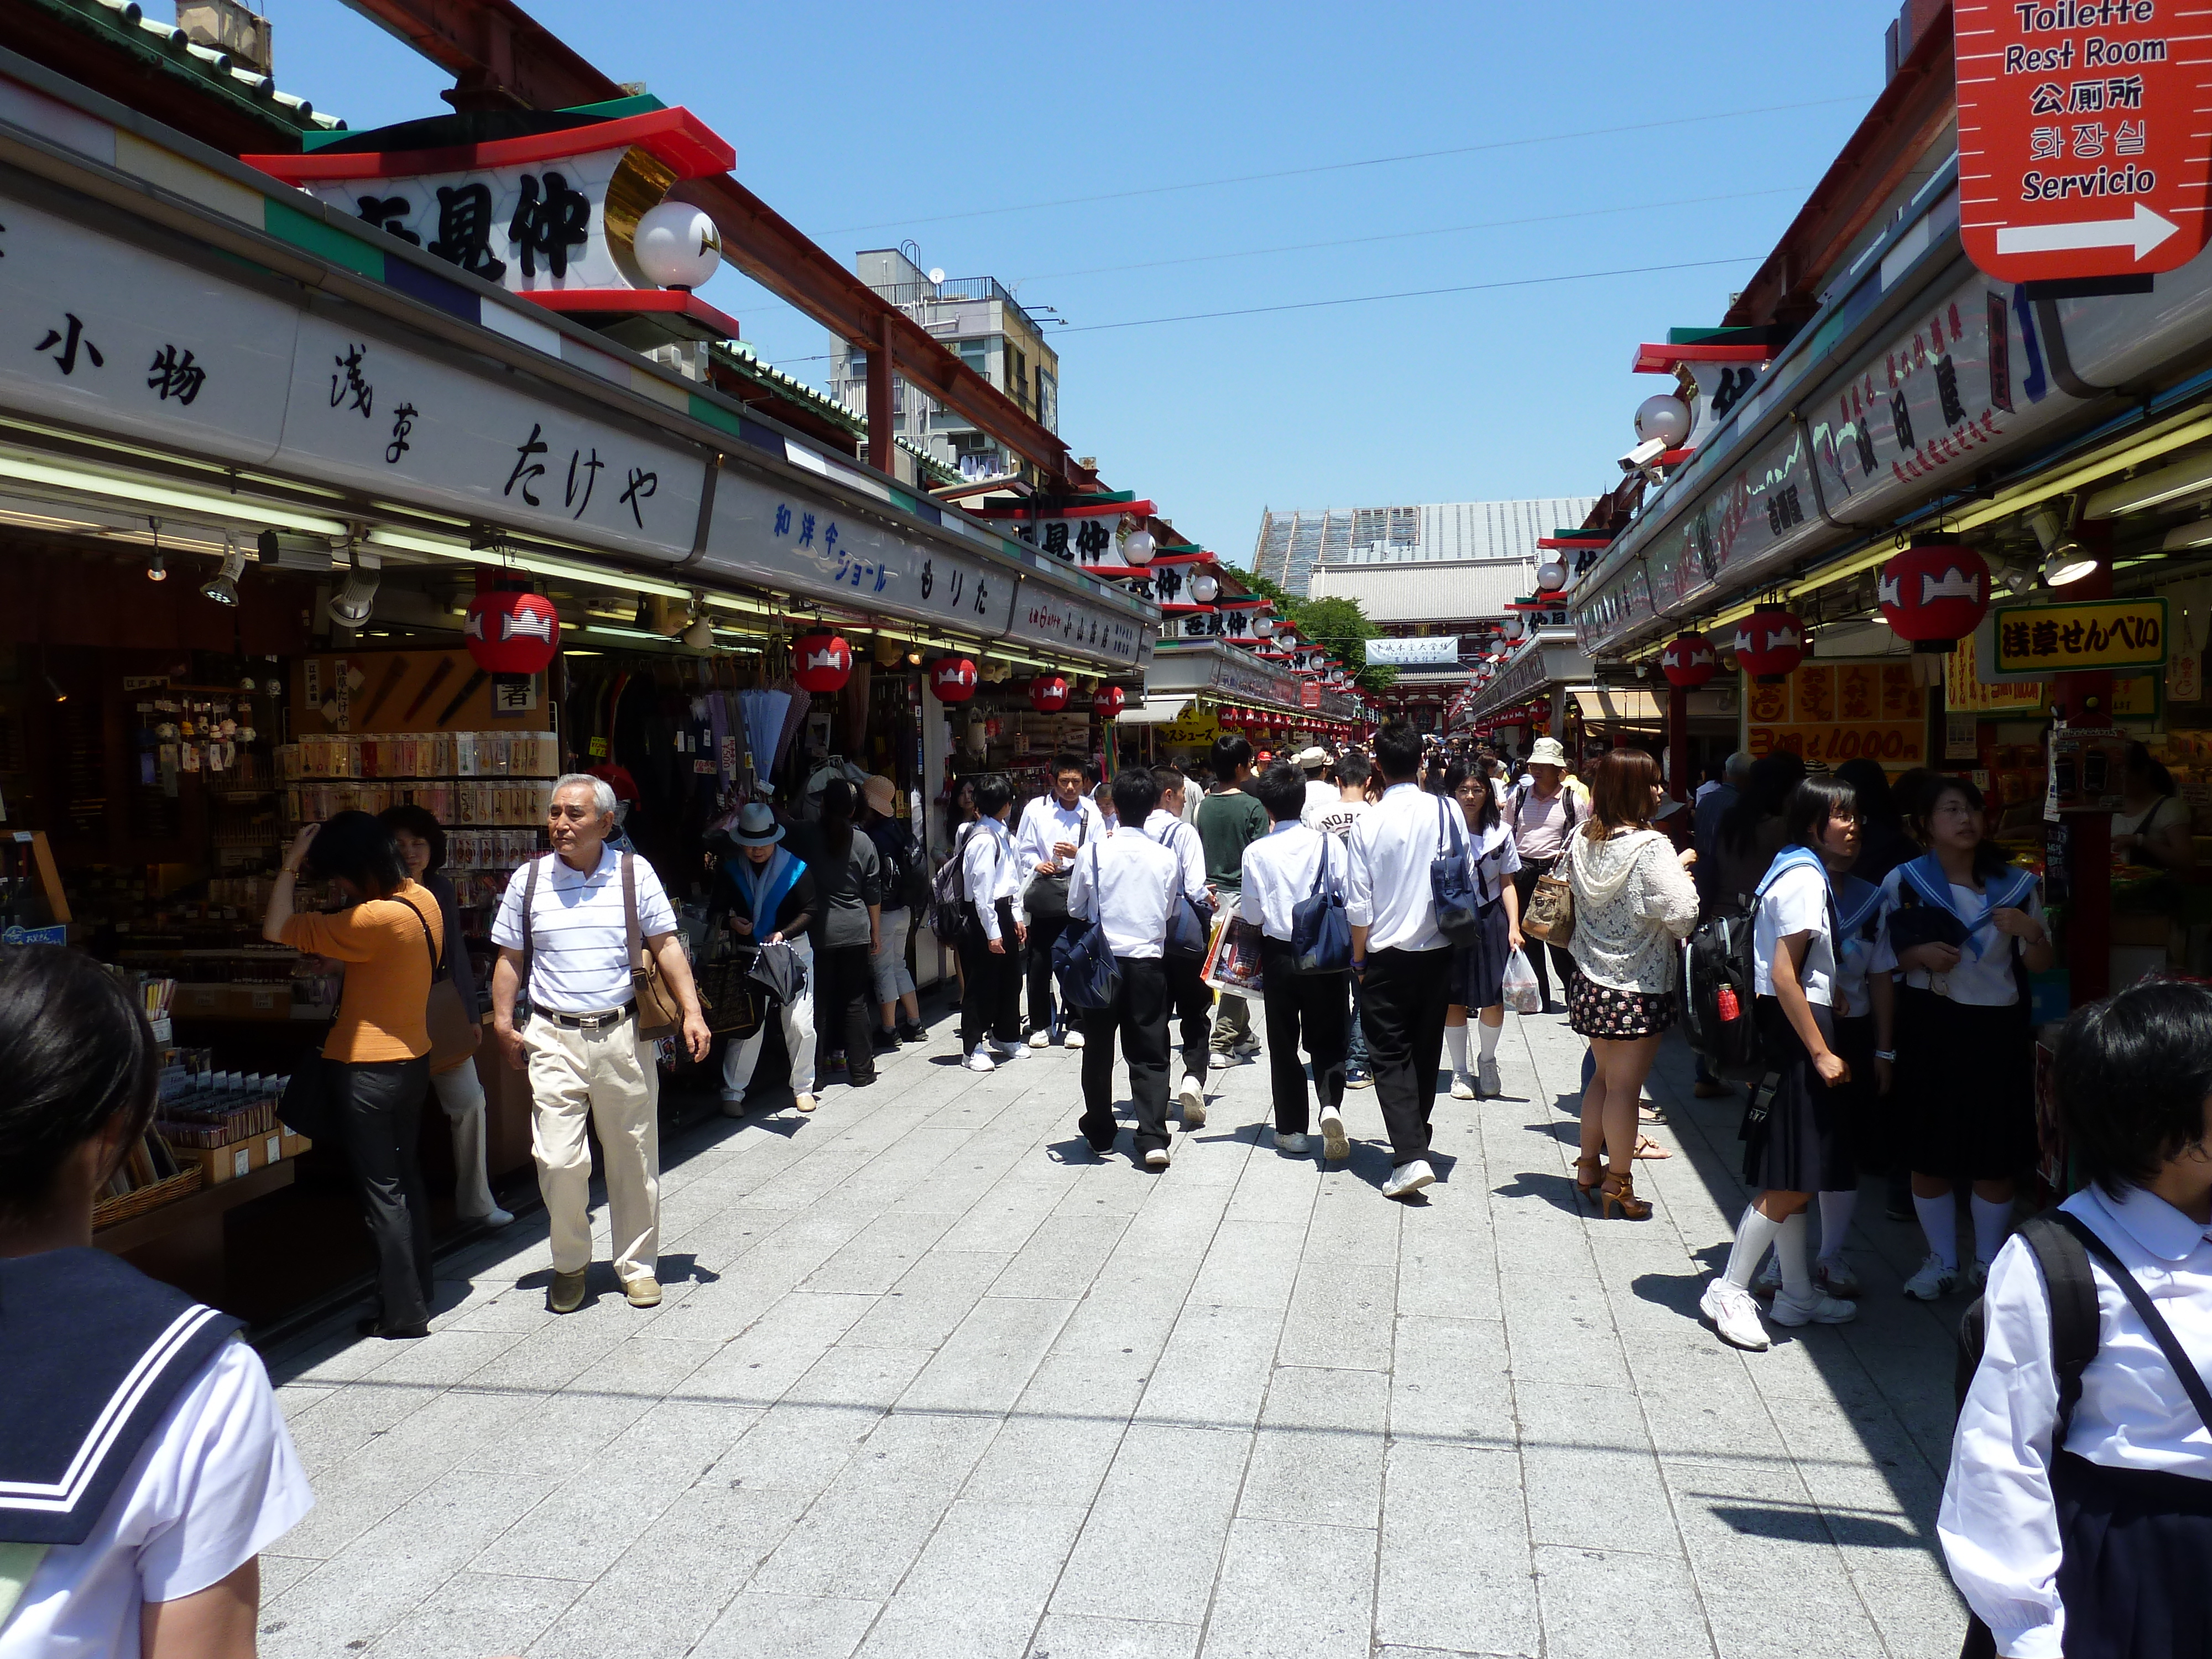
[906,645,924,666]
[147,551,166,582]
[632,594,656,632]
[44,675,66,704]
[682,595,715,650]
[2028,507,2099,587]
[326,548,380,628]
[200,544,247,606]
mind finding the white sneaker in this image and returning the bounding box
[1274,1131,1310,1152]
[1754,1256,1781,1296]
[1902,1255,1960,1301]
[1477,1058,1501,1098]
[1700,1280,1771,1351]
[1382,1159,1436,1200]
[460,1204,515,1229]
[794,1092,817,1113]
[1144,1147,1171,1170]
[1449,1073,1475,1100]
[965,1046,998,1073]
[994,1040,1027,1062]
[1063,1029,1085,1050]
[1815,1256,1861,1298]
[1319,1106,1349,1162]
[1177,1074,1207,1128]
[1966,1259,1990,1292]
[1026,1030,1050,1049]
[1769,1287,1858,1326]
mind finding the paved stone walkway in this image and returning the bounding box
[257,1001,1971,1658]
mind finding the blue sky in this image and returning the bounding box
[246,0,1895,564]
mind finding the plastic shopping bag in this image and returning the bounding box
[1501,949,1541,1016]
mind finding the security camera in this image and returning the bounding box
[1619,436,1672,482]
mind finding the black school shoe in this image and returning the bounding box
[357,1317,429,1339]
[871,1029,900,1053]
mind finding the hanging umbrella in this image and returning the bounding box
[736,687,791,784]
[748,937,808,1006]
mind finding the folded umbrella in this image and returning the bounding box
[748,938,808,1006]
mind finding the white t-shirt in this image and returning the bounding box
[3,1339,312,1659]
[1300,779,1338,829]
[492,846,678,1014]
[1310,797,1369,842]
[1753,860,1835,1006]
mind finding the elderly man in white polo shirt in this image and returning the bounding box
[490,774,711,1313]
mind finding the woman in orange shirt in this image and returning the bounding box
[262,811,441,1339]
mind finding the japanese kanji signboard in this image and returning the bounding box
[1990,596,2168,673]
[1746,661,1927,770]
[1956,1,2212,281]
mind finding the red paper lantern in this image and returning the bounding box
[1659,630,1717,689]
[1731,607,1806,683]
[791,629,853,694]
[930,656,978,703]
[1879,535,1990,650]
[1093,685,1127,718]
[1029,675,1070,712]
[462,589,560,675]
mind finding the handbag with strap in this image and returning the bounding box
[1050,843,1123,1011]
[1429,797,1481,948]
[405,891,478,1074]
[622,852,683,1040]
[1021,807,1088,925]
[1144,818,1214,961]
[1290,834,1352,974]
[1522,867,1574,947]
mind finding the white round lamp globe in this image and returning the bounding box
[633,201,723,290]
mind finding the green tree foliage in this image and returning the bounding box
[1234,569,1398,692]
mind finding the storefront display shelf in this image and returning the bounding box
[91,1166,204,1230]
[93,1157,292,1258]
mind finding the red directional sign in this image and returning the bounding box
[1957,0,2212,282]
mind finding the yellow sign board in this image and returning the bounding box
[1747,661,1927,769]
[1947,635,2047,715]
[1991,597,2168,675]
[1155,713,1220,749]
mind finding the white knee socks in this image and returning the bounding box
[1914,1191,1960,1270]
[1444,1023,1469,1079]
[1818,1190,1858,1264]
[1477,1019,1501,1061]
[1723,1205,1785,1290]
[1774,1211,1813,1302]
[1971,1194,2013,1266]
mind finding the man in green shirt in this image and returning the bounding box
[1196,734,1268,1063]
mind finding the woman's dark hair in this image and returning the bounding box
[1890,767,1938,841]
[302,808,410,898]
[1907,775,2010,881]
[1443,759,1500,834]
[820,778,856,859]
[1785,776,1859,852]
[1833,759,1897,831]
[1113,766,1163,825]
[1253,760,1307,822]
[973,774,1013,820]
[1584,747,1662,837]
[2125,740,2177,799]
[1720,752,1807,856]
[2056,977,2212,1195]
[377,803,447,873]
[0,947,158,1223]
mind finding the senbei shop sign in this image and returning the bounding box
[1956,0,2212,282]
[1989,595,2168,674]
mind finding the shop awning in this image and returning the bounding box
[1568,686,1736,724]
[1115,695,1196,725]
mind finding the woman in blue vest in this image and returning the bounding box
[1870,776,2054,1300]
[1700,776,1865,1350]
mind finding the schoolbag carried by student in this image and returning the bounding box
[1681,843,1832,1083]
[926,823,980,942]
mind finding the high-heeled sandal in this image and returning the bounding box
[1598,1171,1652,1220]
[1574,1154,1604,1192]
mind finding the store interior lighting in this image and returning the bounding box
[2028,508,2099,587]
[145,550,165,582]
[1,451,349,538]
[200,545,247,607]
[44,675,66,704]
[327,547,380,628]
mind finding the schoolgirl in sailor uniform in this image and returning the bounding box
[1700,776,1863,1350]
[0,948,311,1656]
[1943,977,2212,1659]
[1440,759,1523,1100]
[1869,775,2055,1301]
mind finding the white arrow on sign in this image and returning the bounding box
[1996,201,2181,261]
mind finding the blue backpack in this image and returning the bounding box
[1051,844,1123,1011]
[1290,832,1352,973]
